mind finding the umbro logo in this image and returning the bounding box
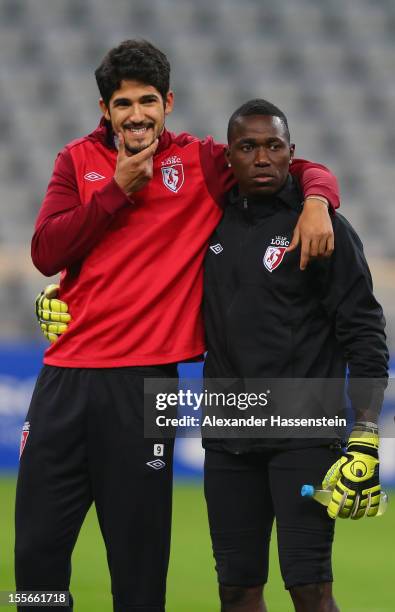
[84,171,105,182]
[146,459,166,470]
[210,243,223,255]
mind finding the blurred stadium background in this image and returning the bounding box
[0,0,394,610]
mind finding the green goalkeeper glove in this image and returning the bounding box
[322,422,380,519]
[35,284,71,343]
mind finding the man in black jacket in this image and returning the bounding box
[203,99,389,612]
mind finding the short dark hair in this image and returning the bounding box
[95,39,170,106]
[227,99,290,143]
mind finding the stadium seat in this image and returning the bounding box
[0,0,393,345]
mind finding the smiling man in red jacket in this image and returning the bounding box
[18,40,340,612]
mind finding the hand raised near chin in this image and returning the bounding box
[114,133,159,196]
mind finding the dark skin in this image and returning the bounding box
[220,114,340,612]
[219,585,267,612]
[219,583,339,612]
[226,114,295,197]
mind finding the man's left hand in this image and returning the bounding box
[287,196,334,270]
[36,284,71,343]
[322,425,381,519]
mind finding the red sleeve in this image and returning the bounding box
[289,158,340,209]
[199,137,236,207]
[31,148,129,276]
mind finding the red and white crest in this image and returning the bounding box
[263,246,287,272]
[161,163,184,193]
[19,421,30,459]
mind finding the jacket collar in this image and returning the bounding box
[229,175,303,218]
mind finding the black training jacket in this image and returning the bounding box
[203,176,389,452]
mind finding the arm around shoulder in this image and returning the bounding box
[290,158,340,210]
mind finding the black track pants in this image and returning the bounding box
[15,365,176,612]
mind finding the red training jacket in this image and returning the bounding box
[32,120,340,367]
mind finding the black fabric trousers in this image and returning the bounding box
[204,445,342,589]
[15,365,176,612]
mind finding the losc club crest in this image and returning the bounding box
[19,421,30,459]
[161,156,184,193]
[263,246,287,272]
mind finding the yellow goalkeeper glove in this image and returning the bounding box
[322,422,380,519]
[35,284,71,343]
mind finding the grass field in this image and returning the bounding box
[1,476,394,611]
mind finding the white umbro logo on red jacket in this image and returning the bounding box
[84,171,105,182]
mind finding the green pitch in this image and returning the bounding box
[1,476,394,611]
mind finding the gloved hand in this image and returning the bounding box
[322,422,380,519]
[35,284,71,343]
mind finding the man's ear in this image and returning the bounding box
[164,91,175,116]
[225,147,231,167]
[289,143,295,164]
[99,98,110,121]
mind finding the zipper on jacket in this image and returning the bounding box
[224,212,258,357]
